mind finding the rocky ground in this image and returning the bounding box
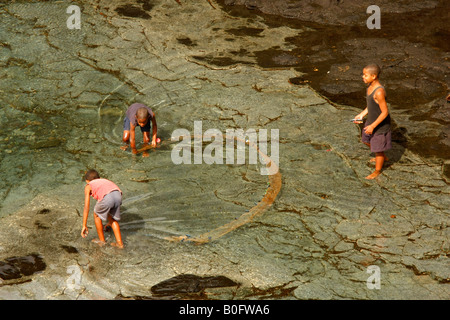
[220,0,450,161]
[0,0,448,300]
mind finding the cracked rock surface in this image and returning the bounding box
[0,0,448,299]
[220,0,450,160]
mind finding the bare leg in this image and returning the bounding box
[142,131,150,157]
[370,155,388,163]
[366,152,385,179]
[121,130,130,150]
[93,213,106,246]
[107,215,124,248]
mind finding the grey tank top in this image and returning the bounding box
[366,86,390,134]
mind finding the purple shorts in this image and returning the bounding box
[362,129,392,153]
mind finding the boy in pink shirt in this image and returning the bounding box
[81,169,124,248]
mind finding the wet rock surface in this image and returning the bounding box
[149,274,239,299]
[0,254,46,284]
[220,0,450,161]
[0,0,448,300]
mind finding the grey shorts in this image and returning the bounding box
[362,129,392,153]
[94,190,122,222]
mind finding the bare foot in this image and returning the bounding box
[91,239,106,247]
[111,242,124,249]
[365,170,381,180]
[120,145,128,151]
[142,151,149,157]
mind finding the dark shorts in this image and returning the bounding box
[362,129,392,153]
[94,190,122,222]
[123,116,151,133]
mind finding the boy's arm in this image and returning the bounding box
[81,184,91,238]
[129,123,137,154]
[355,108,368,121]
[151,116,157,147]
[365,89,388,134]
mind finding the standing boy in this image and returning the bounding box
[121,103,158,157]
[81,169,124,248]
[354,64,392,179]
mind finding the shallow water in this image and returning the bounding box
[0,1,276,223]
[2,0,447,218]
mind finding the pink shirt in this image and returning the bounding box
[89,179,121,201]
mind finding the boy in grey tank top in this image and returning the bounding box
[354,64,392,180]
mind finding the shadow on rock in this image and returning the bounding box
[0,253,46,285]
[150,274,239,299]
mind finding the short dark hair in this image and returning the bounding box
[364,64,381,77]
[84,169,100,181]
[136,107,150,120]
